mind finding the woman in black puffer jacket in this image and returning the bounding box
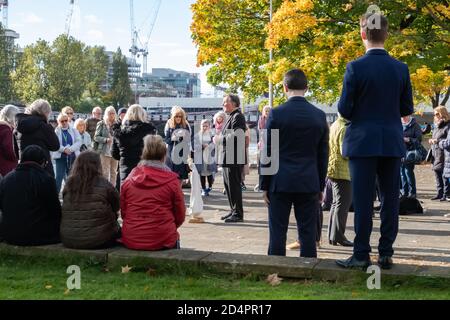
[429,106,450,201]
[112,105,156,185]
[15,99,60,177]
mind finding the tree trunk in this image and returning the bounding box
[441,87,450,107]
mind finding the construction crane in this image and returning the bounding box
[65,0,75,36]
[0,0,8,28]
[129,0,161,75]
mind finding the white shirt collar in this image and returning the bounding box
[366,47,386,53]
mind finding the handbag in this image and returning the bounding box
[404,141,428,165]
[425,149,434,163]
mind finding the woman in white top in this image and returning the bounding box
[53,113,82,194]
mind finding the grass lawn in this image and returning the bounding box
[0,254,449,300]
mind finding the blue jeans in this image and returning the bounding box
[400,163,416,197]
[55,157,72,194]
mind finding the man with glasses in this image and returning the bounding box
[86,107,103,140]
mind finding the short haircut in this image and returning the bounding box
[28,99,52,119]
[21,145,46,165]
[284,69,308,90]
[360,13,389,43]
[225,94,240,109]
[141,135,167,161]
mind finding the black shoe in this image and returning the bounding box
[221,212,233,221]
[431,196,442,201]
[336,255,371,270]
[440,197,448,202]
[330,240,354,247]
[377,256,393,270]
[224,215,244,223]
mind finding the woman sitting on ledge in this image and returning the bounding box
[0,145,61,246]
[61,151,121,249]
[120,135,186,251]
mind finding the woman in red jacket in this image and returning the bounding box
[0,105,20,177]
[120,134,186,251]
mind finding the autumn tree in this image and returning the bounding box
[191,0,450,108]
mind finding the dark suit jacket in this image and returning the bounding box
[260,96,329,193]
[338,49,414,158]
[219,108,247,167]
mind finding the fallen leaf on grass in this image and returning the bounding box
[146,268,157,277]
[121,265,133,274]
[64,289,71,295]
[266,274,283,286]
[45,285,53,290]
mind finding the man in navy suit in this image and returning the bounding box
[336,13,414,269]
[260,69,329,258]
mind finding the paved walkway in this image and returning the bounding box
[179,164,450,268]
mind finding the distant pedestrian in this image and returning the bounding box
[0,105,20,176]
[53,113,81,194]
[94,106,118,184]
[194,119,217,196]
[15,99,60,177]
[164,106,191,184]
[86,106,102,140]
[400,115,422,199]
[429,106,450,201]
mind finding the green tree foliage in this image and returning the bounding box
[110,48,132,108]
[0,24,16,103]
[85,46,109,99]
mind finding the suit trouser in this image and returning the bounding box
[327,178,352,243]
[222,166,244,217]
[349,157,401,261]
[268,192,319,258]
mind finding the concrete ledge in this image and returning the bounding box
[200,252,318,279]
[0,243,449,280]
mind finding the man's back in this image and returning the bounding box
[263,96,329,193]
[338,49,414,157]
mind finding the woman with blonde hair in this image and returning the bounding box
[112,104,156,184]
[53,113,82,194]
[194,119,217,196]
[120,135,185,250]
[164,106,191,183]
[74,118,92,154]
[15,99,60,177]
[94,106,118,184]
[61,106,75,128]
[0,105,20,176]
[429,106,450,201]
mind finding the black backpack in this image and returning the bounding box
[399,196,423,215]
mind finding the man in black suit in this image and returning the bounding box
[218,94,247,223]
[260,69,329,258]
[336,12,414,270]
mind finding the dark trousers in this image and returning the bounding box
[222,166,244,217]
[328,179,352,243]
[200,175,214,190]
[268,192,319,258]
[55,157,73,194]
[349,157,401,261]
[434,169,449,198]
[400,163,416,197]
